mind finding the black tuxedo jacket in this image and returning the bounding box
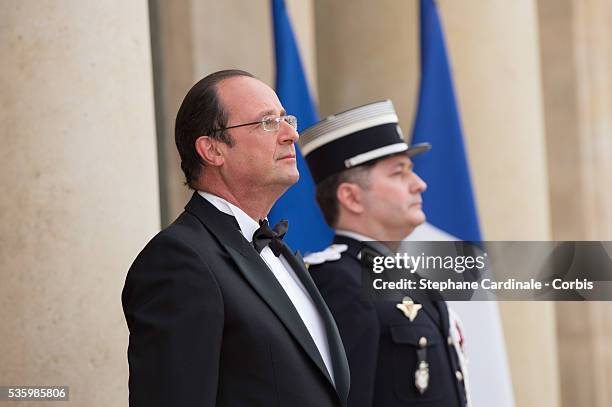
[309,235,466,407]
[122,193,350,406]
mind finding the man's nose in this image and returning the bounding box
[410,172,427,193]
[278,120,299,144]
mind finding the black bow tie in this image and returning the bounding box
[252,219,288,257]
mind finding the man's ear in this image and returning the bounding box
[195,136,225,167]
[336,182,364,215]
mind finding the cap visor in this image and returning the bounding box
[406,142,432,158]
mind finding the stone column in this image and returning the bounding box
[431,2,559,406]
[538,0,612,406]
[315,0,560,406]
[149,0,195,225]
[0,1,159,406]
[314,0,420,123]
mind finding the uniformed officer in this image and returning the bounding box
[300,100,469,407]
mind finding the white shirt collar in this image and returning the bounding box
[198,191,262,242]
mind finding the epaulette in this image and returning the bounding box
[303,244,348,267]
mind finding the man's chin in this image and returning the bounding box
[408,212,427,229]
[274,170,299,189]
[287,169,300,184]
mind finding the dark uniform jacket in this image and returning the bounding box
[122,193,350,407]
[308,235,467,407]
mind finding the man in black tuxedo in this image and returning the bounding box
[299,100,468,406]
[122,70,349,407]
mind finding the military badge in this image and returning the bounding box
[415,360,430,394]
[396,296,422,322]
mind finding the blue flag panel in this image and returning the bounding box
[269,0,333,252]
[411,0,482,241]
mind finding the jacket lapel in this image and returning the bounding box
[434,300,450,337]
[223,245,333,383]
[185,193,342,399]
[281,243,350,404]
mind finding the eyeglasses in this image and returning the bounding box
[212,114,298,133]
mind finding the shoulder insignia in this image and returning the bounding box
[303,244,348,266]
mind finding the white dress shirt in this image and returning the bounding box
[198,191,335,385]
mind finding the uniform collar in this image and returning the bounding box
[335,229,394,257]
